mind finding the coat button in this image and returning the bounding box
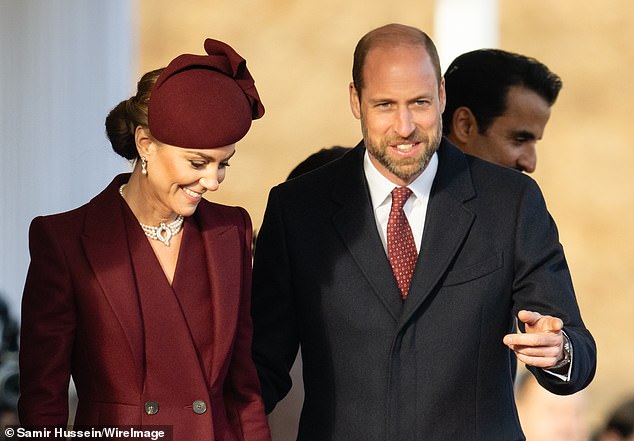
[192,399,207,414]
[144,400,159,415]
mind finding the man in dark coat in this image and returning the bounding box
[251,23,596,441]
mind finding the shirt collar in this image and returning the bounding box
[363,149,439,209]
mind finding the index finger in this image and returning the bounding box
[504,332,561,348]
[536,315,564,333]
[517,310,543,326]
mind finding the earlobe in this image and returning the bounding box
[349,83,361,120]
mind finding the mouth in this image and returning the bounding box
[391,142,420,154]
[182,187,204,201]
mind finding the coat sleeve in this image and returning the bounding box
[19,216,74,427]
[223,207,272,441]
[250,187,300,414]
[511,179,596,394]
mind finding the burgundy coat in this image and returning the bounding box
[19,174,270,441]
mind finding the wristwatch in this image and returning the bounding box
[550,333,571,370]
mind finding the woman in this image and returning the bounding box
[19,38,271,441]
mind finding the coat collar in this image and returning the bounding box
[400,139,476,326]
[80,174,243,383]
[332,144,404,320]
[194,200,243,385]
[81,174,144,374]
[331,140,476,325]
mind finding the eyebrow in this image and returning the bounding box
[189,150,237,162]
[367,97,395,105]
[510,130,539,140]
[368,94,433,104]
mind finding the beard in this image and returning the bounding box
[361,116,443,183]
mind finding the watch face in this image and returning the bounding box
[556,335,571,367]
[563,334,571,354]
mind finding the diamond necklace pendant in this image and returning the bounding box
[139,216,184,246]
[119,184,184,246]
[155,223,172,246]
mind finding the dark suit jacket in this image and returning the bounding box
[251,140,596,441]
[19,174,270,441]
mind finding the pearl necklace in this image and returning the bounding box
[119,184,184,247]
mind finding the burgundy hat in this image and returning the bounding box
[148,38,264,148]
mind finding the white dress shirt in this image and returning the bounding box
[363,150,438,254]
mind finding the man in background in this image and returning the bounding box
[593,398,634,441]
[443,49,562,173]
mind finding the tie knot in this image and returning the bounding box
[391,187,413,210]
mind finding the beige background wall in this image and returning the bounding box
[138,0,634,434]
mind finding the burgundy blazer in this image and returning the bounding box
[19,174,270,441]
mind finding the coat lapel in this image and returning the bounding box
[196,202,242,381]
[332,145,403,321]
[400,141,476,326]
[81,174,144,374]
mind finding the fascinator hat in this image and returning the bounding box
[148,38,265,149]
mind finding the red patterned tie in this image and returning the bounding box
[387,187,418,299]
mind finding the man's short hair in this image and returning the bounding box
[352,23,442,99]
[442,49,562,136]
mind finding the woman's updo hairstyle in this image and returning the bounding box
[105,68,164,160]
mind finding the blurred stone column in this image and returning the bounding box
[0,0,133,320]
[434,0,499,71]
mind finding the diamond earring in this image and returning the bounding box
[141,156,148,175]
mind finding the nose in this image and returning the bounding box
[394,107,415,138]
[199,169,220,192]
[517,144,537,174]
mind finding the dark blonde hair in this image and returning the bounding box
[105,68,164,159]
